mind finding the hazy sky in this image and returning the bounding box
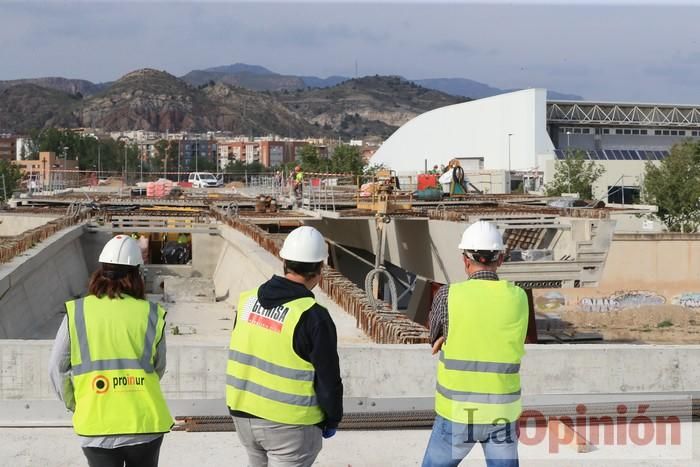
[2,1,700,103]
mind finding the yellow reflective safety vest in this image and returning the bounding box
[65,295,173,436]
[435,280,528,425]
[226,288,324,425]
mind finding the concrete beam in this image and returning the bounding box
[308,217,614,286]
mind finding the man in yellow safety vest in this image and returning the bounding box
[422,221,528,467]
[226,226,343,467]
[293,165,304,206]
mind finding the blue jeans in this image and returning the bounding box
[421,415,519,467]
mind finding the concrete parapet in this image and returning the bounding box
[213,223,366,345]
[4,342,700,403]
[0,214,59,237]
[0,225,88,338]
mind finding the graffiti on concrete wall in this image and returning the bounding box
[536,290,700,313]
[672,293,700,308]
[614,291,666,309]
[580,297,619,313]
[535,291,566,311]
[579,291,666,313]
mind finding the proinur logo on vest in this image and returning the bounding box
[92,375,110,394]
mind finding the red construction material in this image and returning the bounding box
[417,174,438,191]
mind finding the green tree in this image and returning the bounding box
[363,162,387,176]
[224,160,246,176]
[151,139,168,173]
[330,144,364,174]
[166,141,179,175]
[96,138,131,174]
[193,156,218,172]
[298,144,322,172]
[223,160,270,180]
[0,160,22,202]
[644,141,700,232]
[545,149,605,200]
[25,128,145,176]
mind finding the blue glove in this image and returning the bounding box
[322,427,336,439]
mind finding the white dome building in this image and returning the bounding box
[370,88,555,175]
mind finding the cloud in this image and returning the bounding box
[0,1,699,103]
[429,40,474,55]
[643,63,700,88]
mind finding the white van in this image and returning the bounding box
[188,172,222,188]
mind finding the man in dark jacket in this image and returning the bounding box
[226,226,343,467]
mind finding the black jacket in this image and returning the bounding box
[230,275,344,429]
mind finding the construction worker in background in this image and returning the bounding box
[138,233,150,264]
[49,235,172,467]
[438,159,470,196]
[422,221,528,467]
[274,170,283,189]
[227,226,343,467]
[293,165,304,204]
[438,159,456,194]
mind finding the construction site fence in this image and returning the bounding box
[0,210,91,264]
[18,169,543,197]
[210,207,429,344]
[16,169,440,195]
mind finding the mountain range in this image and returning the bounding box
[0,63,581,138]
[179,63,582,100]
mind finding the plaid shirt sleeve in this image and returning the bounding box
[428,285,449,345]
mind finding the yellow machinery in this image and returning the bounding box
[356,170,412,214]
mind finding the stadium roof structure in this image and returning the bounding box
[547,100,700,127]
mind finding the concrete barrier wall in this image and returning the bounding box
[79,230,112,276]
[4,342,700,402]
[601,234,700,291]
[192,233,223,279]
[0,225,89,339]
[212,227,278,306]
[534,234,700,312]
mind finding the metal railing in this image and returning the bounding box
[300,175,361,211]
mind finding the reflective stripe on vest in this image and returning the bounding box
[66,295,173,436]
[226,288,324,425]
[71,299,158,375]
[226,375,318,407]
[439,351,520,375]
[436,380,521,404]
[435,280,528,424]
[229,349,315,382]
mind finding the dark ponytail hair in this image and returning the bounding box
[88,263,145,299]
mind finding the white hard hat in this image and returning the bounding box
[458,221,505,251]
[98,235,144,267]
[279,226,328,263]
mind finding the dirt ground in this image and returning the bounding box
[559,305,700,344]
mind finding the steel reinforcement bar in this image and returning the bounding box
[210,207,429,344]
[173,397,700,432]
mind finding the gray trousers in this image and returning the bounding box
[232,416,323,467]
